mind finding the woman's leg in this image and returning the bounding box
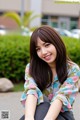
[34,102,75,120]
[19,102,65,120]
[19,102,50,120]
[34,102,65,120]
[19,115,24,120]
[60,111,75,120]
[34,102,50,120]
[19,96,75,120]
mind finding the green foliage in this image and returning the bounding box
[0,35,30,83]
[62,37,80,66]
[3,12,21,26]
[13,82,24,92]
[0,36,80,83]
[3,11,41,29]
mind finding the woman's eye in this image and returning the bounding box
[36,48,40,51]
[45,43,50,47]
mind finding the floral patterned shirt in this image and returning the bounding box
[20,62,80,112]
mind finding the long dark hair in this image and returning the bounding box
[29,25,68,91]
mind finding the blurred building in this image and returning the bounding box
[0,0,80,30]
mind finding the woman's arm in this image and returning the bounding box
[44,99,62,120]
[44,63,80,120]
[25,94,37,120]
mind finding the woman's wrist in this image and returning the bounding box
[43,117,53,120]
[25,118,34,120]
[25,115,34,120]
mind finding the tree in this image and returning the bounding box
[3,11,41,30]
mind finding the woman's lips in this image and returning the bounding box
[43,54,51,61]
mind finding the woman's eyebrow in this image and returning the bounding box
[36,45,39,48]
[36,42,47,47]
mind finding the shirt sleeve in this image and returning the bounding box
[20,63,44,107]
[51,63,80,112]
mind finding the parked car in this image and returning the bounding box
[70,29,80,39]
[0,25,7,35]
[54,28,72,37]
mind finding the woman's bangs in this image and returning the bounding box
[38,31,51,43]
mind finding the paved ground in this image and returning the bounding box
[0,92,80,120]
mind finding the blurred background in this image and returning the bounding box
[0,0,80,38]
[0,0,80,92]
[0,1,80,120]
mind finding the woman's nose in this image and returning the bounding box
[41,48,47,54]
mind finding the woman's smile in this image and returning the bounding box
[43,53,52,61]
[36,38,57,66]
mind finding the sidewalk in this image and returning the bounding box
[0,92,24,120]
[0,92,80,120]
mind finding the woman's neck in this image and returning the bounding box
[48,63,57,77]
[50,65,56,78]
[51,68,57,77]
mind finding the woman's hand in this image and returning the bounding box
[25,118,34,120]
[25,116,34,120]
[43,99,62,120]
[43,118,58,120]
[43,117,53,120]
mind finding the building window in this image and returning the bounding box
[41,15,48,25]
[42,15,58,27]
[70,18,78,30]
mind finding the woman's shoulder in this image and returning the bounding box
[26,63,30,67]
[25,63,30,74]
[67,61,80,75]
[67,61,80,69]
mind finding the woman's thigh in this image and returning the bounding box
[59,111,75,120]
[35,102,50,120]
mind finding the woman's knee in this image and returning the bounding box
[19,102,50,120]
[34,102,50,120]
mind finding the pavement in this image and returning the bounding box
[0,92,80,120]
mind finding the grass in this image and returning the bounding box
[13,82,24,92]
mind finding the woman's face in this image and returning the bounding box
[36,37,57,67]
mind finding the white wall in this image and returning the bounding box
[0,0,29,11]
[29,0,42,28]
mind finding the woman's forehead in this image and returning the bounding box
[36,36,50,44]
[36,37,52,45]
[36,38,46,46]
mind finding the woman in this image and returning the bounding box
[20,25,80,120]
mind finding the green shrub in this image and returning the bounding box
[0,35,30,83]
[0,35,80,83]
[62,37,80,66]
